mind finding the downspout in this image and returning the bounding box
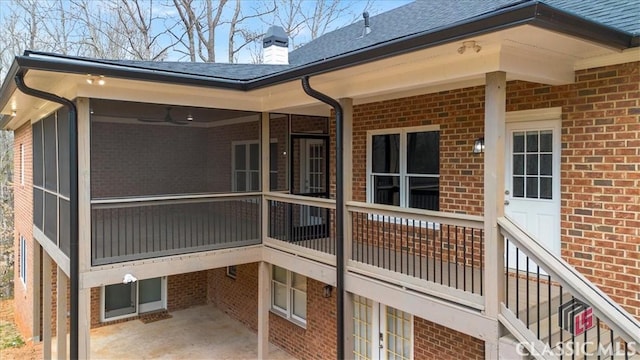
[15,73,79,360]
[301,76,344,360]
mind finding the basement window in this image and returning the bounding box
[271,265,306,326]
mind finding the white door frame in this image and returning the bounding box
[505,108,562,271]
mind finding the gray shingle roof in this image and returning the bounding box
[89,59,294,81]
[288,0,523,65]
[544,0,640,35]
[289,0,639,65]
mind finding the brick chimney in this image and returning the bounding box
[263,26,289,65]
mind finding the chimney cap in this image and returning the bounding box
[263,25,288,48]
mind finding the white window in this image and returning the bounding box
[367,126,440,210]
[226,265,237,279]
[232,141,260,192]
[19,236,27,286]
[271,265,306,326]
[102,277,166,321]
[20,143,25,186]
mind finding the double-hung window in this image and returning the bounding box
[233,141,260,192]
[271,265,307,326]
[368,126,440,210]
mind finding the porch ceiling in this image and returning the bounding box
[2,24,634,130]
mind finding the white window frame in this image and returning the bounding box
[232,140,261,192]
[270,265,307,327]
[366,125,440,209]
[226,265,237,279]
[101,277,167,322]
[19,235,27,286]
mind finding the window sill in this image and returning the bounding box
[269,308,307,329]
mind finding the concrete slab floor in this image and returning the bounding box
[52,305,296,359]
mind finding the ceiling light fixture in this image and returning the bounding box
[458,40,482,54]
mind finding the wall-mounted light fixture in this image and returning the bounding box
[323,285,333,298]
[186,113,194,121]
[123,273,138,284]
[11,110,17,117]
[473,137,485,154]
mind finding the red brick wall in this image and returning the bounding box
[208,264,259,330]
[13,123,35,340]
[347,61,639,317]
[209,263,337,359]
[89,271,207,328]
[506,62,640,318]
[414,317,484,359]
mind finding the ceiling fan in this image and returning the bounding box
[138,107,190,125]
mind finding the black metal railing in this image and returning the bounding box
[500,217,639,359]
[266,194,336,255]
[348,203,484,295]
[91,194,261,265]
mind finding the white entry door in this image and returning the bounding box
[353,296,413,360]
[505,119,561,270]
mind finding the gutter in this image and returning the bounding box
[14,73,80,360]
[301,76,345,360]
[0,0,635,105]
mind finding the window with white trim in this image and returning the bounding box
[368,126,440,210]
[19,236,27,285]
[232,141,260,192]
[271,265,306,326]
[226,265,237,279]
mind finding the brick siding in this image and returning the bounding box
[13,123,35,340]
[414,317,484,359]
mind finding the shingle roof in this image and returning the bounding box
[289,0,639,65]
[85,59,294,81]
[288,0,523,65]
[544,0,640,35]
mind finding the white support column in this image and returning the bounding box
[339,98,354,359]
[261,112,270,240]
[42,252,52,359]
[57,267,68,359]
[78,288,91,359]
[483,71,507,359]
[257,261,271,359]
[77,97,91,273]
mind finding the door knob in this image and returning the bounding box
[505,190,510,195]
[504,200,510,205]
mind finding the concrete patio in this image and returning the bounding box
[52,305,295,359]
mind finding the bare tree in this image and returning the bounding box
[112,0,173,60]
[227,0,275,63]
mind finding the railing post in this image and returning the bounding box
[483,71,506,359]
